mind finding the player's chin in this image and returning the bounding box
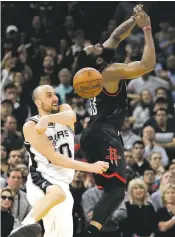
[51,106,59,114]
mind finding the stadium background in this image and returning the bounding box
[1,1,175,237]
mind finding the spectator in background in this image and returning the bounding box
[120,178,157,237]
[62,15,75,43]
[143,168,158,195]
[71,94,87,122]
[39,74,51,86]
[153,97,173,118]
[6,168,31,228]
[168,160,175,183]
[142,126,169,166]
[70,171,86,237]
[7,150,22,169]
[57,38,73,71]
[131,89,153,133]
[132,141,150,177]
[157,183,175,237]
[2,82,31,129]
[1,188,14,237]
[1,53,16,99]
[16,164,29,192]
[151,171,172,211]
[124,150,135,167]
[156,23,175,58]
[1,144,7,161]
[154,87,174,116]
[3,84,19,109]
[127,73,170,99]
[166,55,175,101]
[71,30,85,57]
[155,22,170,45]
[121,117,141,150]
[0,176,6,188]
[55,68,73,103]
[149,152,165,182]
[75,117,90,145]
[2,115,23,152]
[82,186,126,237]
[13,72,24,97]
[144,109,175,159]
[42,55,56,84]
[1,99,14,127]
[1,159,10,180]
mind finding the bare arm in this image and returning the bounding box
[157,138,175,149]
[158,218,175,232]
[23,121,109,173]
[103,17,136,48]
[103,13,156,80]
[36,107,76,134]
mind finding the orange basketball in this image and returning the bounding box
[73,67,103,99]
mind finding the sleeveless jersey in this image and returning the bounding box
[77,48,128,130]
[89,80,128,130]
[24,115,75,185]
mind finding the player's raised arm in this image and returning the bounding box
[104,10,156,80]
[102,4,140,48]
[23,121,109,173]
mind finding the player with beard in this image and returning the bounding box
[9,85,109,237]
[76,6,156,237]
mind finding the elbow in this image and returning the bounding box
[142,61,156,74]
[111,33,121,43]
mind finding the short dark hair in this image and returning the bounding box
[1,99,13,106]
[5,115,16,123]
[4,83,17,92]
[155,87,167,95]
[155,108,168,115]
[143,168,156,175]
[7,168,23,177]
[133,140,144,147]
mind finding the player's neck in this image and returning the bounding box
[7,186,18,195]
[38,110,51,117]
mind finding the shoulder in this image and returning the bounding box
[151,189,160,198]
[157,207,167,216]
[23,120,37,139]
[19,189,27,198]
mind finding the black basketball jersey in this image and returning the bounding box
[77,48,128,130]
[89,80,128,130]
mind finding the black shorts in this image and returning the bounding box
[80,121,126,192]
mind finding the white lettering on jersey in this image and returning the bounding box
[26,115,75,184]
[89,97,97,116]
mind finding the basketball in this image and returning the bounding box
[73,67,103,99]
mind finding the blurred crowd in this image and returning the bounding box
[1,2,175,237]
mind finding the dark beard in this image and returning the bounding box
[51,109,58,114]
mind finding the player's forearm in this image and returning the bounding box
[51,152,93,172]
[49,112,75,124]
[111,17,136,42]
[141,29,156,70]
[37,112,76,129]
